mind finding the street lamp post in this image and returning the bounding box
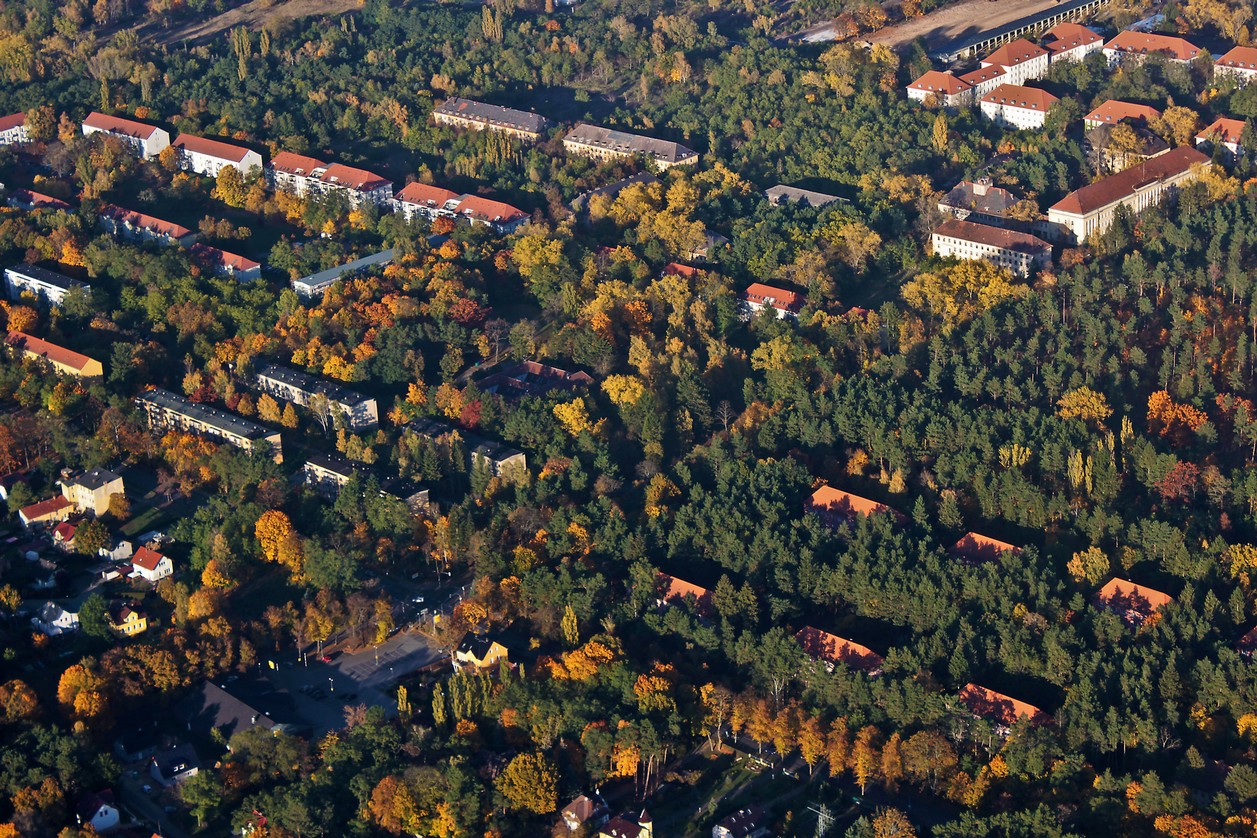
[328,677,334,694]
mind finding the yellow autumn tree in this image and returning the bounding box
[255,510,294,563]
[553,398,604,436]
[1067,547,1110,584]
[902,261,1027,331]
[496,752,558,814]
[602,374,646,406]
[1056,387,1112,424]
[201,559,233,588]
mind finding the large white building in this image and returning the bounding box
[980,84,1058,130]
[267,152,393,206]
[172,134,263,178]
[562,124,698,169]
[4,264,89,307]
[1083,100,1160,131]
[1047,146,1209,243]
[932,218,1052,277]
[391,183,528,233]
[0,112,29,145]
[432,98,550,142]
[1195,117,1247,159]
[958,65,1009,100]
[81,112,170,158]
[980,39,1050,86]
[1103,31,1203,66]
[905,71,974,108]
[255,363,379,431]
[1216,46,1257,85]
[1042,23,1104,64]
[135,388,283,462]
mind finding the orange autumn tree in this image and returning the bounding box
[1147,390,1208,443]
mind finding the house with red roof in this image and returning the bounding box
[980,84,1058,130]
[453,194,529,233]
[6,189,71,211]
[1042,23,1104,64]
[950,532,1020,564]
[99,204,196,247]
[0,112,28,145]
[81,111,170,158]
[1216,46,1257,85]
[267,151,393,206]
[795,626,884,675]
[1103,31,1203,66]
[980,38,1050,86]
[958,683,1050,733]
[906,71,974,108]
[189,243,262,281]
[958,65,1008,99]
[1083,100,1161,131]
[18,495,72,529]
[393,182,461,222]
[6,331,103,377]
[1094,578,1173,626]
[1196,117,1248,159]
[655,573,712,616]
[172,134,263,178]
[1237,625,1257,657]
[132,546,173,583]
[52,520,78,552]
[806,484,902,527]
[741,283,803,320]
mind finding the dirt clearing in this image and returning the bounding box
[154,0,362,46]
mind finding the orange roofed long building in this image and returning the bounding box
[806,484,902,527]
[6,331,102,377]
[1094,578,1173,625]
[906,71,973,108]
[1083,100,1161,130]
[950,532,1020,564]
[1195,117,1248,157]
[796,626,884,675]
[655,573,712,615]
[958,683,1050,731]
[1103,31,1203,65]
[741,283,803,320]
[1216,46,1257,85]
[1043,23,1104,64]
[81,111,170,158]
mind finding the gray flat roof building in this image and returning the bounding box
[433,98,550,140]
[562,124,698,169]
[136,388,282,461]
[292,249,394,299]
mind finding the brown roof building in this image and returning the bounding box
[655,573,712,615]
[1094,578,1173,625]
[796,626,884,675]
[7,189,71,211]
[433,98,550,142]
[950,532,1020,564]
[741,282,803,319]
[1083,100,1161,130]
[99,205,196,246]
[1216,45,1257,84]
[1043,23,1104,63]
[979,84,1059,130]
[6,331,103,377]
[806,485,901,526]
[1196,117,1248,157]
[81,112,170,158]
[1103,31,1203,65]
[958,683,1050,730]
[906,71,974,107]
[932,218,1052,277]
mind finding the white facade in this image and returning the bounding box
[981,100,1049,130]
[0,114,29,145]
[980,47,1049,86]
[4,264,87,307]
[174,137,263,178]
[255,363,379,431]
[81,113,170,159]
[932,224,1052,278]
[980,85,1057,130]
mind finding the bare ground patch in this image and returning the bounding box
[153,0,363,46]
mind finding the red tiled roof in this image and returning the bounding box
[980,84,1059,112]
[101,205,193,239]
[959,683,1049,727]
[7,331,99,373]
[1104,31,1203,62]
[396,182,460,206]
[1217,46,1257,71]
[83,111,164,140]
[1044,22,1103,52]
[657,572,711,612]
[743,282,803,313]
[189,243,261,273]
[455,195,526,224]
[1237,625,1257,654]
[1196,117,1246,146]
[20,495,71,520]
[808,485,895,519]
[958,66,1007,87]
[1085,100,1161,125]
[173,134,255,163]
[318,163,390,191]
[663,263,699,277]
[982,38,1049,68]
[52,521,76,542]
[908,70,972,96]
[1095,578,1173,614]
[950,532,1020,562]
[795,626,884,673]
[0,112,25,132]
[1049,146,1209,216]
[132,546,168,572]
[270,151,327,176]
[934,218,1051,254]
[9,189,71,210]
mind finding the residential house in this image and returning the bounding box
[6,189,71,211]
[598,811,653,838]
[795,626,884,676]
[433,97,551,142]
[380,479,432,516]
[741,282,803,320]
[189,243,262,281]
[1086,121,1170,173]
[931,218,1052,277]
[393,182,461,222]
[979,84,1058,130]
[686,229,729,262]
[60,468,124,516]
[6,331,103,378]
[255,363,379,431]
[470,437,527,479]
[150,743,200,786]
[1047,146,1209,242]
[32,601,78,636]
[4,263,89,307]
[99,539,134,563]
[172,134,263,178]
[31,557,59,591]
[1042,22,1104,64]
[454,630,511,671]
[98,204,196,247]
[301,453,365,497]
[563,123,698,169]
[939,179,1022,226]
[452,194,529,233]
[713,806,769,838]
[950,532,1020,564]
[1238,625,1257,657]
[958,683,1050,733]
[267,151,393,206]
[114,727,159,763]
[980,38,1050,85]
[132,546,173,582]
[478,361,593,399]
[81,111,170,158]
[958,65,1008,99]
[1216,45,1257,85]
[180,680,307,740]
[1083,100,1161,131]
[52,520,77,552]
[76,790,120,834]
[135,387,283,462]
[1196,117,1248,159]
[1103,31,1203,65]
[18,495,72,529]
[806,484,901,527]
[656,573,712,615]
[291,248,394,299]
[108,601,148,637]
[0,112,29,145]
[561,793,610,832]
[1095,577,1174,626]
[765,185,844,207]
[905,71,974,107]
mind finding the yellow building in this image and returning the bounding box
[108,602,148,637]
